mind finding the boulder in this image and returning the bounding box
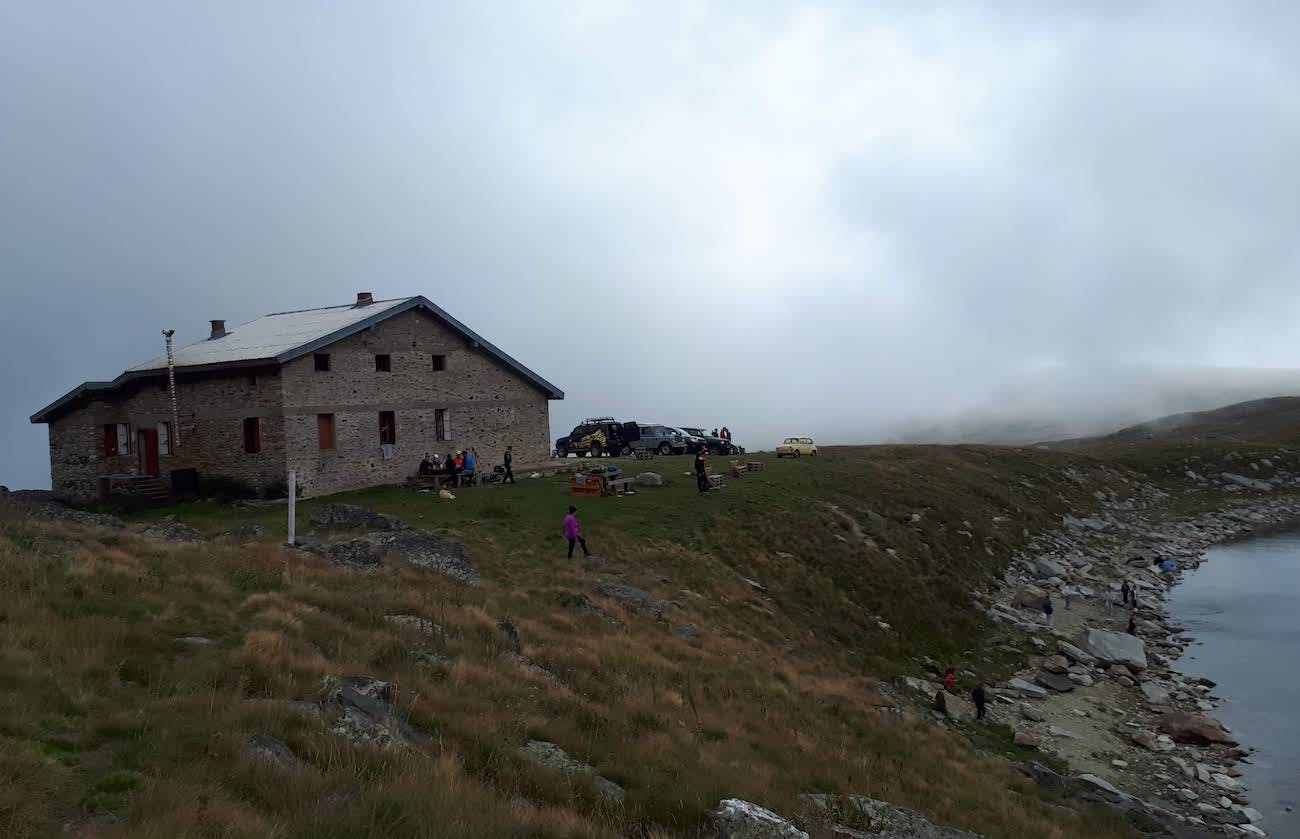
[309,503,408,531]
[141,516,202,542]
[934,690,976,721]
[1013,731,1041,749]
[1056,641,1097,666]
[593,582,662,618]
[1020,703,1047,722]
[1067,673,1094,687]
[1140,682,1172,705]
[798,794,985,838]
[313,531,477,583]
[1042,655,1070,674]
[1220,473,1273,492]
[1159,712,1238,746]
[246,734,307,770]
[1015,585,1048,608]
[318,675,424,748]
[1083,629,1147,671]
[1034,671,1075,693]
[519,740,625,803]
[1132,731,1173,752]
[715,799,808,839]
[1048,726,1081,740]
[1005,678,1048,699]
[635,472,663,487]
[1033,558,1068,579]
[862,510,888,534]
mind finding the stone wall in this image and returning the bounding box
[280,308,553,497]
[46,369,287,500]
[43,307,557,500]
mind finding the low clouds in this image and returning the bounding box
[3,2,1300,487]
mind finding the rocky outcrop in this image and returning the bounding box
[141,516,202,542]
[593,582,661,618]
[246,734,307,770]
[517,740,625,803]
[311,530,477,583]
[309,503,408,531]
[714,799,808,839]
[1159,712,1239,746]
[799,794,986,838]
[1,489,127,529]
[1082,628,1147,671]
[318,675,424,748]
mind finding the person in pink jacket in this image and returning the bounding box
[563,505,590,558]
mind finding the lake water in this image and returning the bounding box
[1168,530,1300,837]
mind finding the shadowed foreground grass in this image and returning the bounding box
[2,447,1145,838]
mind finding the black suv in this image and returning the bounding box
[555,418,636,458]
[679,427,736,456]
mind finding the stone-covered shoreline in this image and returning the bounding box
[968,476,1300,837]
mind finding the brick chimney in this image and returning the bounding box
[209,319,227,339]
[355,292,374,306]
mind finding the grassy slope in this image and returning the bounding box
[3,448,1159,838]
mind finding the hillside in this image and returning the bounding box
[1053,396,1300,448]
[4,436,1294,838]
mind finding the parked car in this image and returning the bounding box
[776,436,818,458]
[669,427,710,454]
[555,418,637,458]
[628,423,688,456]
[679,427,735,455]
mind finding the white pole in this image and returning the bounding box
[286,469,297,546]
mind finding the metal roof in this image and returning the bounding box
[31,296,564,423]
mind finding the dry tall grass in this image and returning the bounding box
[0,447,1145,838]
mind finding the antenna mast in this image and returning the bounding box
[163,329,181,451]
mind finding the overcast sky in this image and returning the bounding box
[4,2,1300,489]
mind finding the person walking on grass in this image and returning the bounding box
[503,445,515,485]
[694,449,709,494]
[972,684,987,720]
[563,505,590,559]
[1042,594,1054,628]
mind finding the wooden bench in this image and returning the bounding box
[405,473,454,490]
[607,477,636,495]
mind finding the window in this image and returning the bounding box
[375,354,391,372]
[317,414,335,450]
[247,374,257,387]
[103,423,131,457]
[432,354,446,372]
[435,408,451,442]
[314,353,331,372]
[158,422,172,455]
[379,411,396,445]
[243,417,262,453]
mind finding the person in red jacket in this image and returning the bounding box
[943,668,956,692]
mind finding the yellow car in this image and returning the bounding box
[776,436,818,458]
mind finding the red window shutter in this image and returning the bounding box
[317,414,335,450]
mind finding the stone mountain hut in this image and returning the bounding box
[31,293,564,500]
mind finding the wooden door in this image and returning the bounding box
[139,428,160,476]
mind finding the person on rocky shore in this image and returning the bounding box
[1121,580,1132,606]
[971,684,987,720]
[1126,614,1138,636]
[1041,594,1054,628]
[943,668,956,692]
